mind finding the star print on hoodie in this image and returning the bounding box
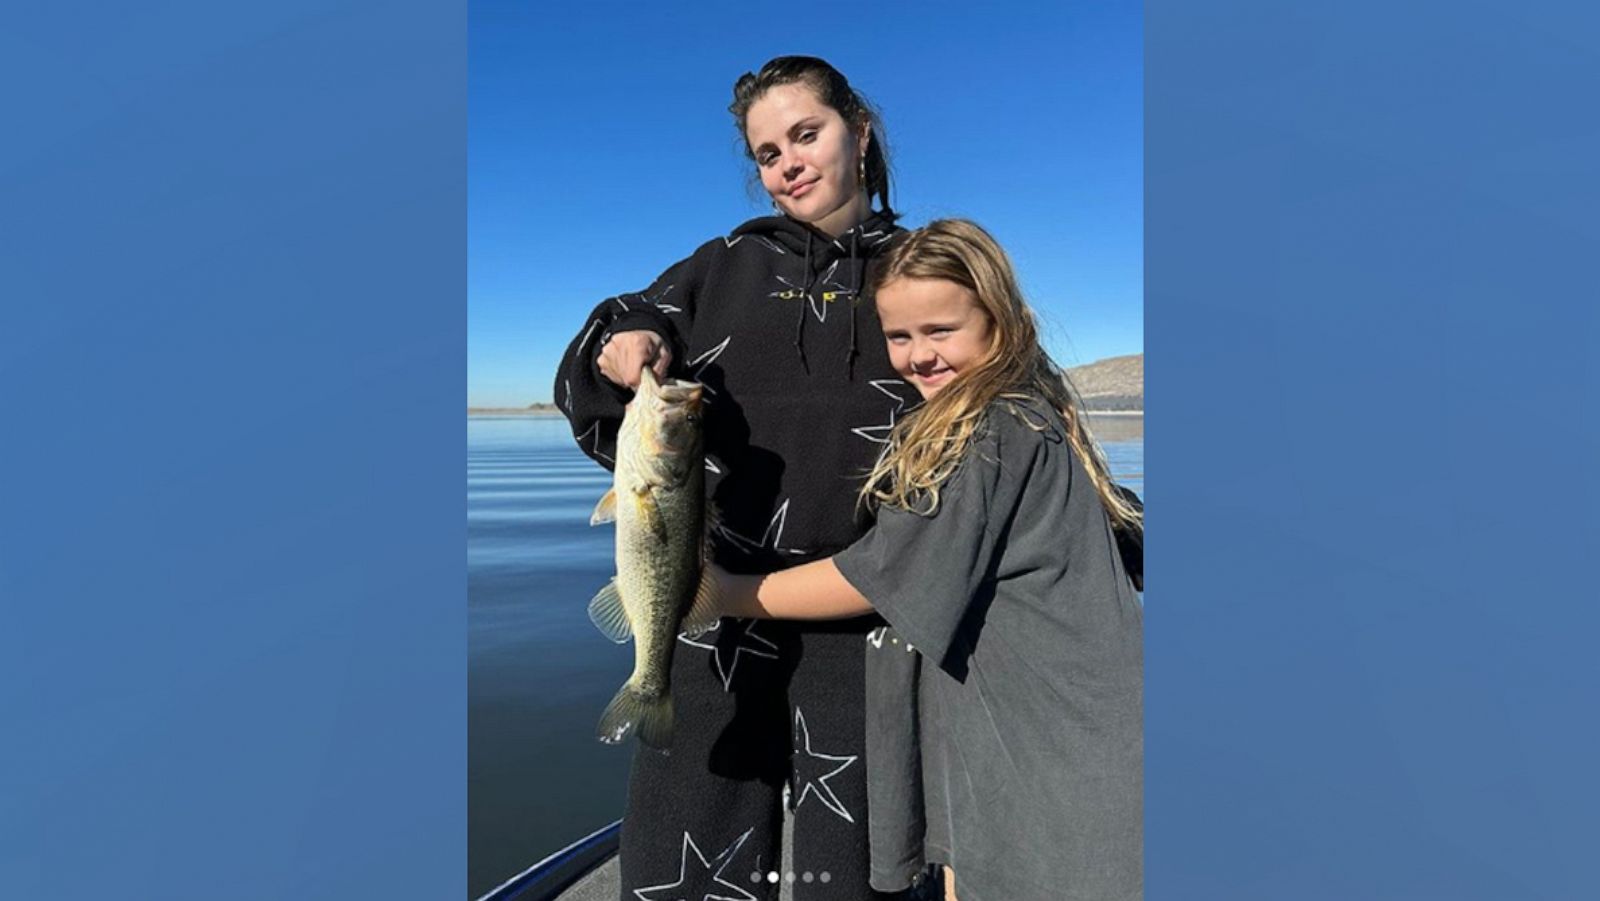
[555,211,921,573]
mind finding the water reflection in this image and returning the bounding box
[467,413,1143,898]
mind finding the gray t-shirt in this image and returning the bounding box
[834,399,1143,901]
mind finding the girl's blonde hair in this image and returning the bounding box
[862,219,1142,533]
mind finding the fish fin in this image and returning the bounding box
[587,579,632,643]
[596,682,672,750]
[703,500,723,550]
[679,565,722,640]
[589,488,617,526]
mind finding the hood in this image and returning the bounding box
[728,209,902,375]
[729,208,900,259]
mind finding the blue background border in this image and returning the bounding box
[1147,2,1598,897]
[4,1,1597,897]
[2,2,464,897]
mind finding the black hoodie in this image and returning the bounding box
[555,211,920,573]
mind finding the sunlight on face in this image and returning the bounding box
[876,278,994,399]
[744,83,869,237]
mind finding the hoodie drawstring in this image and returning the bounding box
[792,230,813,372]
[778,217,883,378]
[846,229,861,379]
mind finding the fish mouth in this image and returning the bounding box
[632,369,703,410]
[658,379,703,402]
[657,380,704,414]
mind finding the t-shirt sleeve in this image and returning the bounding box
[834,427,1012,676]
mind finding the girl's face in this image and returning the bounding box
[744,83,869,236]
[876,277,995,399]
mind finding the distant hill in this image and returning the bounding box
[1065,353,1143,411]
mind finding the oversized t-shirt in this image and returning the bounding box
[834,398,1143,901]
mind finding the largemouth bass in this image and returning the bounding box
[587,366,719,749]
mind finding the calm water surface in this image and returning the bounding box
[467,414,1143,898]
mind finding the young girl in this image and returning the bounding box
[714,219,1144,901]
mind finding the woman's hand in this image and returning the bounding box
[597,331,672,390]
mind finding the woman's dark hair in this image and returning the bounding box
[730,56,894,216]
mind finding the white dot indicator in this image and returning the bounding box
[749,871,762,883]
[819,871,832,883]
[785,871,796,883]
[803,871,815,883]
[767,871,780,884]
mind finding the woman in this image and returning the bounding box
[554,57,921,900]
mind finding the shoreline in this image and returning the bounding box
[468,408,564,417]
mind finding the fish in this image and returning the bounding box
[586,366,720,750]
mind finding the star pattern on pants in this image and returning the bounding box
[632,828,758,901]
[791,708,859,824]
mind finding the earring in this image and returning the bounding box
[858,156,868,191]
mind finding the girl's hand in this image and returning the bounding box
[706,562,760,619]
[597,331,672,390]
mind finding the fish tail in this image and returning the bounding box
[596,682,673,750]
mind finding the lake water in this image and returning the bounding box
[467,414,1143,899]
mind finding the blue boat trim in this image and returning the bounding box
[477,819,622,901]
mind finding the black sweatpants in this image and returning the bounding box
[617,616,902,901]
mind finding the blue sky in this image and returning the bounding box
[469,0,1142,406]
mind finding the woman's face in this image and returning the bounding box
[744,82,869,236]
[876,277,996,399]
